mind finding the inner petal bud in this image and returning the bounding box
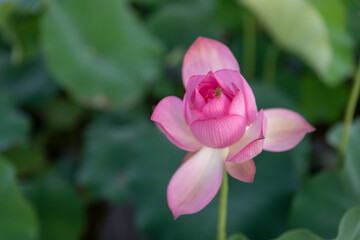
[195,72,232,102]
[202,93,231,118]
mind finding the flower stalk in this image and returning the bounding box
[217,169,228,240]
[243,12,256,80]
[339,60,360,163]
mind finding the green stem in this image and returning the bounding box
[339,61,360,163]
[217,169,228,240]
[243,12,256,80]
[263,44,279,85]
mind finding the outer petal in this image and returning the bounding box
[215,70,257,124]
[151,96,202,151]
[182,37,240,87]
[167,147,223,219]
[226,110,266,163]
[263,108,315,152]
[225,159,256,183]
[190,115,246,148]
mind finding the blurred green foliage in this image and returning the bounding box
[42,0,162,110]
[0,92,30,151]
[23,171,86,240]
[0,157,38,240]
[240,0,354,86]
[238,206,360,240]
[288,119,360,238]
[0,0,359,239]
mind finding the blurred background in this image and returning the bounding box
[0,0,359,239]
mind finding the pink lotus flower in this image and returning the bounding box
[151,37,315,219]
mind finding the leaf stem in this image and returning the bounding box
[217,168,228,240]
[339,60,360,163]
[243,12,256,80]
[263,44,279,85]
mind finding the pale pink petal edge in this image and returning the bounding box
[226,110,266,163]
[263,108,315,152]
[225,159,256,183]
[167,147,223,219]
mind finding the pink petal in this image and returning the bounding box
[184,107,207,127]
[183,75,207,124]
[226,110,266,163]
[167,147,224,219]
[202,94,231,118]
[193,88,206,110]
[182,37,240,87]
[225,159,256,183]
[228,90,246,118]
[190,115,247,148]
[214,69,241,94]
[181,151,195,164]
[186,75,207,99]
[263,108,315,152]
[215,70,257,124]
[151,96,202,151]
[195,71,234,99]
